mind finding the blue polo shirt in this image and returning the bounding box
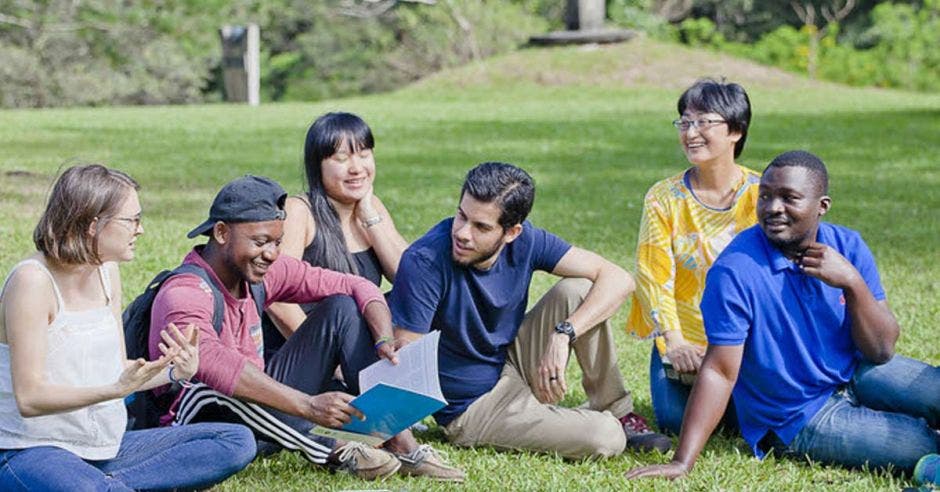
[702,223,885,457]
[389,218,571,426]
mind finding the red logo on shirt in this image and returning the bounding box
[839,294,846,305]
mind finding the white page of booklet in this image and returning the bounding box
[358,330,444,402]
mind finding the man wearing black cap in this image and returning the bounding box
[148,175,465,482]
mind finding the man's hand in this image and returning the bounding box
[664,337,705,374]
[625,461,690,480]
[305,391,365,428]
[801,243,899,363]
[375,338,400,365]
[159,323,200,380]
[536,333,570,404]
[798,243,862,289]
[393,336,412,351]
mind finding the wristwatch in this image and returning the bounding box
[553,320,576,344]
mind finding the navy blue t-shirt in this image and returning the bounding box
[389,218,571,426]
[702,223,885,457]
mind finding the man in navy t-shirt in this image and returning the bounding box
[627,151,939,481]
[390,162,671,458]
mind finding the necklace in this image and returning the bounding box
[689,166,744,209]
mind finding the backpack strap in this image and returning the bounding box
[248,281,267,317]
[170,263,224,335]
[171,264,267,331]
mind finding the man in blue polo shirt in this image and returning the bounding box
[390,162,671,459]
[627,150,939,480]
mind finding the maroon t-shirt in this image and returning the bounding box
[150,248,385,396]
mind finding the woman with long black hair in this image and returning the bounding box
[265,112,407,341]
[264,112,463,481]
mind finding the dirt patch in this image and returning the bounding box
[4,170,44,179]
[417,36,832,92]
[1,169,53,211]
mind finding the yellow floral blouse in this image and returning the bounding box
[627,165,761,353]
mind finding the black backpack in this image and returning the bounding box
[122,263,265,429]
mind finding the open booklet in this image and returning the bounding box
[310,331,446,446]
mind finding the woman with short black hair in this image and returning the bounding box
[627,79,759,435]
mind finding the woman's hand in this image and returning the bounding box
[663,331,705,374]
[354,186,379,224]
[114,356,173,397]
[159,323,199,381]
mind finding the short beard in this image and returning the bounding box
[220,248,253,283]
[765,232,811,259]
[453,238,504,269]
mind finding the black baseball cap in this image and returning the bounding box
[187,175,288,239]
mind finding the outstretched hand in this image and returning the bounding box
[115,356,173,397]
[159,323,200,380]
[625,462,690,481]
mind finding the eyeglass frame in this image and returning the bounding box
[672,118,727,131]
[110,214,143,231]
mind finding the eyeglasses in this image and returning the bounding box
[112,215,142,231]
[672,118,727,131]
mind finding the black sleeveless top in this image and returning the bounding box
[261,246,385,362]
[302,246,383,288]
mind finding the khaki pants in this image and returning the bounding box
[444,278,631,459]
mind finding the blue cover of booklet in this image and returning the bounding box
[311,332,445,446]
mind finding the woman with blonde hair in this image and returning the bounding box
[0,164,254,490]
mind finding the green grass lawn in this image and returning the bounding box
[1,40,939,490]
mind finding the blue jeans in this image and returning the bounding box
[649,346,736,435]
[782,355,940,473]
[0,422,255,491]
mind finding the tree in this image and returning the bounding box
[0,0,236,108]
[790,0,855,78]
[335,0,437,18]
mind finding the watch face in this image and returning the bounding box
[555,321,574,339]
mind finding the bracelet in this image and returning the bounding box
[362,215,382,228]
[168,365,180,385]
[167,365,192,388]
[374,335,393,351]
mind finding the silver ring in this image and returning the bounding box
[549,376,558,381]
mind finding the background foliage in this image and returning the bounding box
[3,1,937,488]
[0,0,545,107]
[2,0,939,108]
[663,0,940,91]
[1,38,938,490]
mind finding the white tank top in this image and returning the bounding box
[0,259,126,459]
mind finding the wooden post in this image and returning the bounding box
[565,0,605,31]
[530,0,634,46]
[219,24,260,106]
